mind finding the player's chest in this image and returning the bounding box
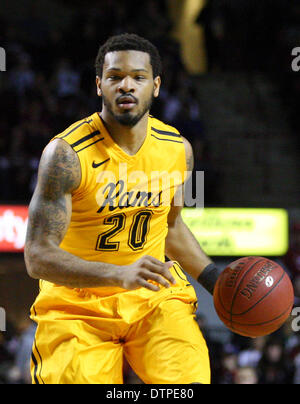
[83,154,183,216]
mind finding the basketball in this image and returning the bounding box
[213,256,294,338]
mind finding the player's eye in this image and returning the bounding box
[135,76,146,81]
[108,76,121,81]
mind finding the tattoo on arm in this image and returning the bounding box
[26,139,81,247]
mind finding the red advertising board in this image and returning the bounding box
[0,206,28,252]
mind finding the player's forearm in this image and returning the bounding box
[165,217,223,294]
[24,241,122,288]
[165,217,212,280]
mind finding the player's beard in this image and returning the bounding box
[101,93,154,127]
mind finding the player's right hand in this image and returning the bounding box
[120,255,177,291]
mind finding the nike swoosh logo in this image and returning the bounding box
[92,158,110,168]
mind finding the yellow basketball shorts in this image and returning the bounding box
[30,269,211,384]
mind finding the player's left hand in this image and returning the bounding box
[118,255,176,291]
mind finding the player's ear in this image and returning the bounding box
[153,76,161,98]
[96,76,102,97]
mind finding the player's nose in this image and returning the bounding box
[118,76,135,93]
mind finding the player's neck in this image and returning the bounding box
[99,111,149,156]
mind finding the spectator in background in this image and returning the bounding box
[0,333,14,383]
[0,320,18,384]
[284,223,300,306]
[294,352,300,384]
[257,337,295,384]
[8,54,36,97]
[218,349,238,384]
[284,224,300,278]
[237,337,265,369]
[9,98,52,200]
[234,366,258,384]
[52,58,80,98]
[7,321,36,384]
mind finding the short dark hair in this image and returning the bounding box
[95,33,162,78]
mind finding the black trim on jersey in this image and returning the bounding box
[173,262,192,286]
[34,341,45,384]
[173,262,187,281]
[31,352,40,384]
[76,137,104,153]
[151,134,184,144]
[71,130,101,148]
[59,119,93,139]
[31,305,45,384]
[151,127,181,138]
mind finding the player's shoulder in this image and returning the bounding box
[38,132,82,194]
[150,116,181,137]
[150,116,191,154]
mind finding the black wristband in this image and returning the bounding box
[197,263,222,295]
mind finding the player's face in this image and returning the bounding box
[96,50,161,127]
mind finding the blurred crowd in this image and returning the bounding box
[197,0,300,143]
[1,0,299,205]
[201,315,300,384]
[0,0,213,204]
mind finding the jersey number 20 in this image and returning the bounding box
[96,210,153,252]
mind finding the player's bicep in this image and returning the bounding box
[27,187,72,247]
[25,139,81,248]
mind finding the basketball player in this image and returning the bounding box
[25,34,222,384]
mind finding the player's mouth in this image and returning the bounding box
[116,95,137,110]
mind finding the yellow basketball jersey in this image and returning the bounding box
[41,112,187,297]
